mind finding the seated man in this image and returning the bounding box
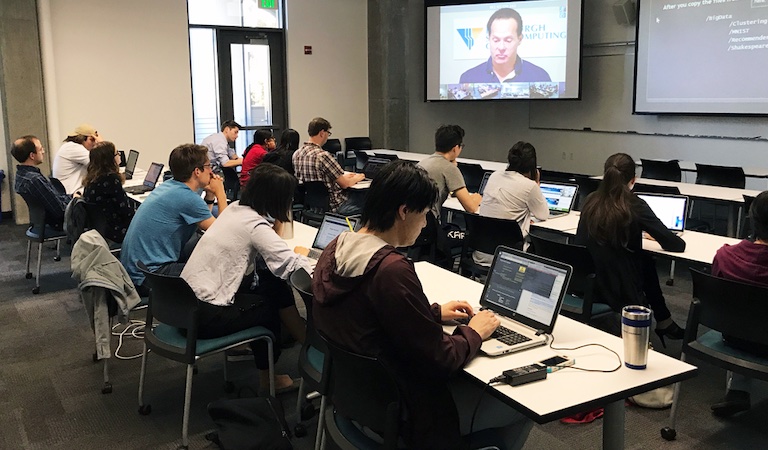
[12,135,73,231]
[312,160,532,449]
[710,190,768,417]
[292,117,365,215]
[120,144,227,295]
[201,120,243,175]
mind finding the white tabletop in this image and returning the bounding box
[599,176,761,203]
[366,149,507,172]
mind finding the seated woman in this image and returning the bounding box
[239,129,275,187]
[312,160,532,449]
[181,163,311,393]
[262,128,300,175]
[82,141,135,243]
[474,141,549,264]
[575,153,686,342]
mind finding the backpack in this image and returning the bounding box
[206,396,293,450]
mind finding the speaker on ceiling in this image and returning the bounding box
[613,0,637,25]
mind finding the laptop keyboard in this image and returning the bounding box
[491,325,532,346]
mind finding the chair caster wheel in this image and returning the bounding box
[224,381,235,393]
[92,353,98,362]
[25,272,33,279]
[32,287,40,295]
[101,382,113,394]
[138,404,152,415]
[54,256,61,262]
[294,424,307,438]
[661,427,676,441]
[666,279,674,286]
[300,403,316,420]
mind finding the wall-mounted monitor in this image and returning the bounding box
[425,0,584,101]
[635,0,768,115]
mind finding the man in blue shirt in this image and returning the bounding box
[120,143,227,293]
[459,8,551,84]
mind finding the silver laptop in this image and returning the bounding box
[308,214,361,260]
[125,162,164,194]
[479,246,572,356]
[478,172,492,195]
[637,193,689,235]
[540,181,579,218]
[124,149,139,180]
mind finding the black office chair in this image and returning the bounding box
[573,175,600,211]
[290,269,332,449]
[301,181,330,227]
[353,150,369,172]
[136,262,276,449]
[458,213,524,279]
[322,138,342,155]
[540,169,578,183]
[320,333,402,450]
[528,233,613,324]
[662,269,768,441]
[345,137,372,172]
[695,163,746,189]
[739,194,756,239]
[19,193,67,294]
[457,162,486,193]
[640,159,682,182]
[221,166,240,201]
[633,183,681,195]
[118,150,127,167]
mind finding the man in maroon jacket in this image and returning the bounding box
[312,160,532,449]
[710,190,768,417]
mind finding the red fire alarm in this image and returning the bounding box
[304,46,312,55]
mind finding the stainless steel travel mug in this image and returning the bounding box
[622,305,652,369]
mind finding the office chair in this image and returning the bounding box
[19,193,67,294]
[353,150,369,173]
[290,269,332,449]
[301,181,330,227]
[528,233,613,324]
[695,163,745,189]
[344,137,372,172]
[662,269,768,441]
[540,169,578,183]
[136,262,276,449]
[457,162,486,193]
[322,138,342,154]
[458,213,524,279]
[640,159,682,182]
[573,175,600,211]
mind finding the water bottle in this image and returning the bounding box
[621,305,652,369]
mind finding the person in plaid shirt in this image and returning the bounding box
[292,117,365,215]
[12,135,73,230]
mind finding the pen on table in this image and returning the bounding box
[345,217,354,232]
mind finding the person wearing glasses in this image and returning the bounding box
[292,117,366,215]
[239,129,276,187]
[81,141,135,243]
[52,123,101,195]
[120,144,227,296]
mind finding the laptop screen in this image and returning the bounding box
[312,214,360,250]
[637,193,688,232]
[480,247,572,334]
[540,182,578,213]
[126,150,139,175]
[478,172,492,195]
[143,162,164,188]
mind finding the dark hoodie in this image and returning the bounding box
[712,240,768,288]
[312,232,482,449]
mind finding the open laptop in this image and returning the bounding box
[477,246,572,356]
[125,162,164,194]
[308,214,361,260]
[478,172,492,195]
[637,193,689,235]
[124,149,139,180]
[540,181,579,218]
[354,157,391,189]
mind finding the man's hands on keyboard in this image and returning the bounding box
[468,310,500,341]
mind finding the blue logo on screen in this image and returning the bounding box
[457,28,484,50]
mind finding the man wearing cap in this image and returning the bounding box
[201,120,244,175]
[52,124,100,195]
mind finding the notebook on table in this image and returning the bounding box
[308,214,361,261]
[477,246,572,356]
[125,162,164,195]
[539,181,579,218]
[124,149,139,180]
[636,193,689,235]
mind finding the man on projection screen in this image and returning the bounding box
[459,8,551,84]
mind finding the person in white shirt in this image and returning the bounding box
[52,124,100,195]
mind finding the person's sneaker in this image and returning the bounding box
[225,346,253,362]
[711,389,750,417]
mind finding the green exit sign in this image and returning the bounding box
[259,0,278,9]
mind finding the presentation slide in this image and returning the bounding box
[425,0,583,101]
[635,0,768,114]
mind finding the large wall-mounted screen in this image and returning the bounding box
[425,0,583,101]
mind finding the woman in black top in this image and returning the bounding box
[262,128,300,174]
[575,153,686,345]
[82,141,135,243]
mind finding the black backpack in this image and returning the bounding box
[206,396,292,450]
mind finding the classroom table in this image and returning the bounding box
[638,159,768,180]
[365,149,508,172]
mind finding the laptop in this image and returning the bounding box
[478,172,492,195]
[539,181,579,218]
[362,157,390,181]
[637,193,689,235]
[124,149,139,180]
[478,246,572,356]
[308,214,361,260]
[125,162,164,194]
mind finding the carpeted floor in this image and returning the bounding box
[1,220,766,449]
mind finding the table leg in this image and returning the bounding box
[603,400,625,450]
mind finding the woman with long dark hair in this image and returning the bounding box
[576,153,686,344]
[262,128,300,174]
[82,141,135,243]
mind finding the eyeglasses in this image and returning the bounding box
[459,143,465,149]
[201,163,212,170]
[326,130,333,136]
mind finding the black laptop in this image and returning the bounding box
[125,162,164,194]
[124,149,139,180]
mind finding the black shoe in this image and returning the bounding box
[654,321,685,348]
[711,390,750,417]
